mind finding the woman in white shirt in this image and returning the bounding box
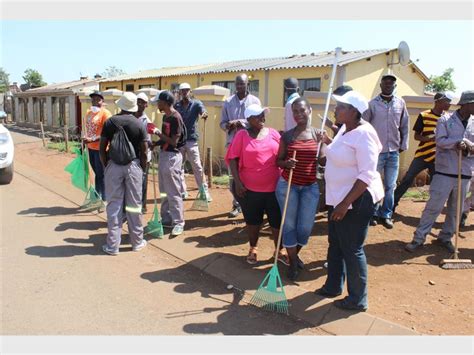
[315,91,384,312]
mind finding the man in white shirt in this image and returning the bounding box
[135,92,152,212]
[284,77,300,131]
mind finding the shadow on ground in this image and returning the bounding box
[141,252,355,335]
[18,206,84,217]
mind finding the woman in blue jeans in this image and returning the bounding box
[276,97,324,281]
[315,91,384,311]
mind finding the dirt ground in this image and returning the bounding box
[14,141,473,335]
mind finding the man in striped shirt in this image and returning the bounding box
[393,93,453,212]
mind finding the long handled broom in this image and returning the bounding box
[190,115,210,211]
[440,149,473,269]
[144,150,164,238]
[249,151,297,314]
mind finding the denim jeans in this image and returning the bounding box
[323,190,375,308]
[375,151,399,218]
[88,148,105,201]
[393,156,435,209]
[275,177,320,248]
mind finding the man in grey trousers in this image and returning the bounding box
[99,92,148,255]
[405,90,474,253]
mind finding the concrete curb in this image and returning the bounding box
[14,159,418,336]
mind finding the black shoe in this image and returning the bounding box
[333,299,367,312]
[296,256,305,270]
[287,265,300,281]
[314,287,341,298]
[380,218,394,229]
[405,240,423,252]
[228,206,242,218]
[440,240,455,254]
[369,217,378,226]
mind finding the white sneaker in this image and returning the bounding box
[102,244,119,256]
[171,225,184,236]
[206,192,213,202]
[132,239,147,252]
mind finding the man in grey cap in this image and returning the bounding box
[99,92,148,255]
[363,74,410,229]
[406,90,474,253]
[393,92,453,213]
[220,73,261,218]
[175,82,211,202]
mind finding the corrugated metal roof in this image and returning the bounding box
[100,49,398,82]
[21,78,99,94]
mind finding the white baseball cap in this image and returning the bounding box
[178,82,191,90]
[115,92,138,113]
[244,104,270,119]
[332,91,369,115]
[149,90,163,105]
[136,92,149,102]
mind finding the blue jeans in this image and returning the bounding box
[275,177,319,248]
[375,151,399,218]
[88,148,105,201]
[323,190,375,308]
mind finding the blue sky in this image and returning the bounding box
[1,20,472,94]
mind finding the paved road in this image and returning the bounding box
[1,137,324,335]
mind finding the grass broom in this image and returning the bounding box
[249,151,297,314]
[144,150,164,238]
[440,149,473,269]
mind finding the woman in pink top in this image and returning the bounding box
[315,91,383,312]
[226,104,288,265]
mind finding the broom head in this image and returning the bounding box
[79,186,105,212]
[145,205,164,238]
[249,264,288,314]
[190,185,209,212]
[440,258,473,270]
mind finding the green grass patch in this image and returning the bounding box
[47,141,81,153]
[212,174,230,186]
[402,188,430,200]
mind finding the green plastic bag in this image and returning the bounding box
[65,147,89,192]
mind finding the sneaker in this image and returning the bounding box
[369,217,378,226]
[206,193,213,202]
[171,225,184,236]
[405,240,423,252]
[380,218,394,229]
[102,244,119,256]
[277,252,290,266]
[440,240,455,253]
[314,287,341,298]
[333,299,367,312]
[228,206,242,218]
[287,264,300,281]
[132,239,147,252]
[182,191,189,200]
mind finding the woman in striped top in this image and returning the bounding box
[276,97,324,281]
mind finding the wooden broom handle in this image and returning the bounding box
[454,149,462,259]
[273,150,297,266]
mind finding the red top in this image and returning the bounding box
[282,139,318,186]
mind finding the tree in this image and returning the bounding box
[22,68,47,87]
[102,66,126,78]
[425,68,456,93]
[0,67,10,93]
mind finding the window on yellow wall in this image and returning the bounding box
[105,86,117,90]
[125,84,134,92]
[283,78,321,105]
[139,84,156,89]
[212,80,259,97]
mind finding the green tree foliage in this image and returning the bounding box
[102,66,126,78]
[425,68,456,93]
[22,68,47,87]
[0,67,10,93]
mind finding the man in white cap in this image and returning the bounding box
[363,74,410,229]
[175,83,211,201]
[406,90,474,253]
[99,92,148,255]
[220,73,261,218]
[135,92,153,212]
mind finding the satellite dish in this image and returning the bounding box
[398,41,410,66]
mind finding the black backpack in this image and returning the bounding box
[108,118,136,165]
